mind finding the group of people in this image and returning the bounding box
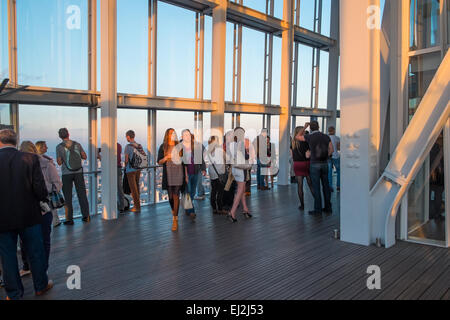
[0,121,340,299]
[290,121,340,215]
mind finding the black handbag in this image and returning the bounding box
[49,184,65,209]
[208,155,227,186]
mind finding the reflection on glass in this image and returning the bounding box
[407,131,446,243]
[410,0,441,50]
[17,0,88,89]
[408,52,441,118]
[0,104,10,126]
[1,0,8,80]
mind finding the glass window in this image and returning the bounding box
[272,36,282,105]
[241,27,265,104]
[117,0,148,94]
[410,0,441,50]
[318,50,329,109]
[239,114,263,142]
[1,0,8,80]
[321,0,331,37]
[299,0,315,30]
[296,44,313,108]
[0,104,10,126]
[408,52,441,117]
[225,22,234,102]
[204,16,212,100]
[407,130,446,244]
[17,0,88,89]
[157,2,195,98]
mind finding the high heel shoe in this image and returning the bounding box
[242,211,252,219]
[227,214,238,223]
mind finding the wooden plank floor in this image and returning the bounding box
[0,184,448,300]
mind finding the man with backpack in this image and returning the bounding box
[56,128,90,224]
[297,121,334,215]
[124,130,148,213]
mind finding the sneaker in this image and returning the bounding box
[20,269,31,277]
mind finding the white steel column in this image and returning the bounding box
[148,0,157,204]
[211,0,227,141]
[326,0,339,129]
[390,0,409,154]
[7,0,18,139]
[278,0,294,186]
[340,0,381,246]
[88,0,98,215]
[100,0,118,220]
[195,12,205,144]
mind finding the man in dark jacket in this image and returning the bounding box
[0,129,53,300]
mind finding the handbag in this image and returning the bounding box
[49,184,65,209]
[208,154,227,186]
[224,168,235,192]
[182,192,193,210]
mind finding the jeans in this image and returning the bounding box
[256,160,265,187]
[62,172,90,220]
[196,171,205,197]
[310,162,332,213]
[328,158,341,189]
[21,212,53,271]
[186,174,198,214]
[0,224,49,299]
[210,179,224,211]
[117,168,126,211]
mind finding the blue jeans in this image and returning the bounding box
[310,162,332,213]
[328,158,341,189]
[0,224,49,299]
[186,174,198,214]
[256,160,265,187]
[196,171,205,197]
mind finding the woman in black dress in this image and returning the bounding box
[291,126,314,210]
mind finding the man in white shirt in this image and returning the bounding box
[328,126,341,192]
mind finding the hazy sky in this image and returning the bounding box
[0,0,386,157]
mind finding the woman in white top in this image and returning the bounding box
[228,127,255,222]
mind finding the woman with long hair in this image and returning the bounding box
[158,128,184,231]
[227,127,254,222]
[292,126,314,210]
[180,129,206,221]
[19,141,62,276]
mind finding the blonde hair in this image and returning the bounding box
[292,126,304,150]
[20,141,38,154]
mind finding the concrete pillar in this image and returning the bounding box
[278,0,294,186]
[327,0,340,129]
[389,0,409,154]
[211,0,227,142]
[340,0,380,245]
[100,0,118,220]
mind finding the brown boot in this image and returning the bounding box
[172,217,178,232]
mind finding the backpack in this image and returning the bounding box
[129,144,148,169]
[63,141,83,171]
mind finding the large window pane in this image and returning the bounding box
[157,2,195,98]
[204,16,212,100]
[296,45,313,107]
[272,37,282,105]
[17,0,88,89]
[408,52,441,117]
[117,0,148,94]
[241,27,265,104]
[407,130,446,244]
[0,0,8,80]
[0,104,10,126]
[299,0,315,30]
[225,22,234,102]
[410,0,441,50]
[318,50,329,109]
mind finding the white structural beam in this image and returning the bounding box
[326,0,339,129]
[210,0,227,141]
[340,0,380,246]
[389,0,409,154]
[100,0,118,220]
[88,0,98,215]
[278,0,294,186]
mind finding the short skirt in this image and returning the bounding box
[231,167,246,183]
[294,161,310,177]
